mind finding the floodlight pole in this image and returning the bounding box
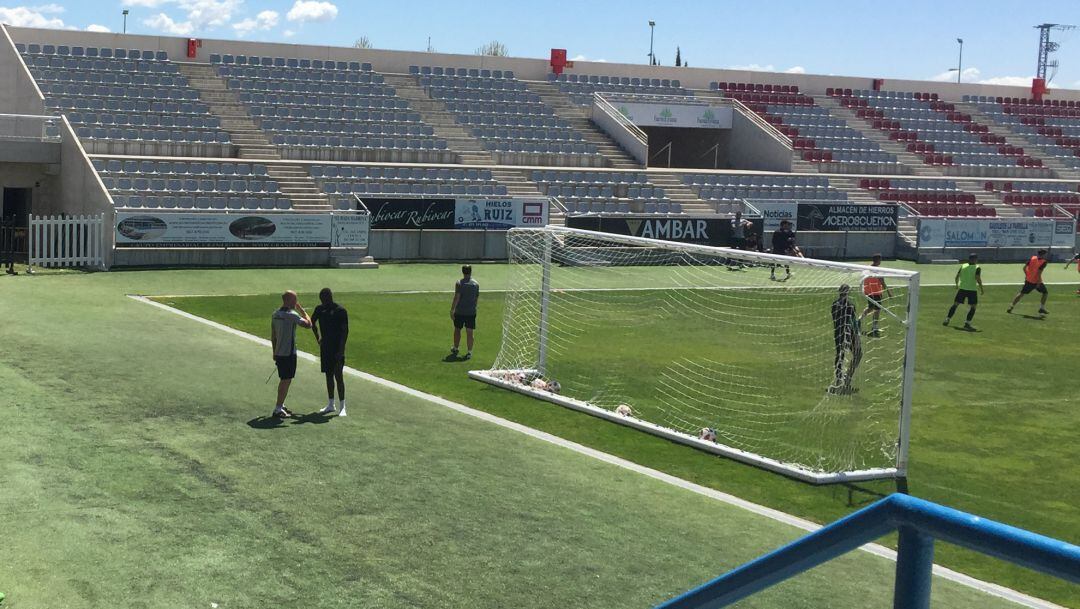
[955,38,963,83]
[122,9,129,34]
[648,21,656,66]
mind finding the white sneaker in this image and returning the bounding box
[319,404,336,415]
[338,407,348,417]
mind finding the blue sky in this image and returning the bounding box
[2,0,1079,88]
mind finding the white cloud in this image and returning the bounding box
[232,9,278,35]
[122,0,168,6]
[86,23,111,32]
[0,5,67,27]
[286,0,338,23]
[32,3,65,13]
[283,29,295,37]
[728,63,775,72]
[143,12,193,35]
[570,54,607,63]
[784,66,806,74]
[179,0,242,29]
[929,67,1032,87]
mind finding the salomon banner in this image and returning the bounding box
[566,215,763,246]
[796,203,898,231]
[918,218,1076,248]
[115,212,369,248]
[362,198,549,229]
[454,198,549,229]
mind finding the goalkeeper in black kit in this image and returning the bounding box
[830,284,862,394]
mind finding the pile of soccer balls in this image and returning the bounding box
[492,371,562,394]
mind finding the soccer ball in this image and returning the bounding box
[615,404,633,417]
[546,379,561,394]
[699,427,717,442]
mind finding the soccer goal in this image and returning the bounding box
[470,226,920,484]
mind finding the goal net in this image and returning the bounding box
[469,226,919,484]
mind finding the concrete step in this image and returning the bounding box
[958,102,1080,180]
[815,96,942,177]
[524,79,643,169]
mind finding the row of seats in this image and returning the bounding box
[23,55,177,74]
[70,112,221,130]
[39,83,200,101]
[411,66,515,78]
[322,182,508,196]
[114,194,292,210]
[311,166,493,181]
[250,107,420,123]
[551,73,682,88]
[455,113,565,128]
[911,204,996,217]
[696,187,846,201]
[1000,193,1080,205]
[964,95,1080,108]
[976,99,1080,169]
[30,69,186,86]
[542,184,665,199]
[269,134,447,150]
[255,119,433,136]
[93,159,268,176]
[683,174,831,188]
[859,178,959,190]
[216,65,384,84]
[238,92,409,110]
[712,82,800,94]
[103,177,280,193]
[228,80,396,96]
[531,170,649,184]
[75,127,228,144]
[419,76,528,91]
[18,43,168,60]
[984,181,1079,193]
[211,55,372,71]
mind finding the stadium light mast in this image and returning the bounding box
[122,9,129,34]
[955,38,963,83]
[648,21,656,66]
[1034,23,1075,84]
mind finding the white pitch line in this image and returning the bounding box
[128,293,1066,609]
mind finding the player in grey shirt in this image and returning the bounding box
[270,290,311,418]
[450,265,479,360]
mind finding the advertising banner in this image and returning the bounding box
[115,212,368,248]
[753,202,798,233]
[566,215,762,247]
[363,197,549,230]
[796,203,898,232]
[613,102,733,129]
[917,218,1076,248]
[454,198,549,229]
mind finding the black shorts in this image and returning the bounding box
[320,349,344,374]
[274,354,297,380]
[866,294,883,309]
[453,314,476,330]
[1020,282,1047,295]
[954,289,978,305]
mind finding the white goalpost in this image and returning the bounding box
[470,226,920,484]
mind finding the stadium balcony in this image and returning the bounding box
[212,57,452,163]
[966,95,1080,171]
[529,170,677,214]
[857,177,995,217]
[711,83,901,173]
[21,45,233,157]
[93,158,294,210]
[830,89,1054,177]
[309,165,508,209]
[548,72,692,106]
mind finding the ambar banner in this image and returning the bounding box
[362,197,549,229]
[796,203,898,231]
[613,102,733,129]
[918,218,1076,248]
[115,212,369,248]
[566,215,759,246]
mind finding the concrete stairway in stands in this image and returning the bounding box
[643,171,718,214]
[816,96,942,177]
[524,80,643,169]
[957,102,1080,182]
[176,63,330,210]
[955,180,1024,217]
[895,217,919,249]
[381,74,495,165]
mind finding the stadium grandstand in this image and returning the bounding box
[0,23,1078,269]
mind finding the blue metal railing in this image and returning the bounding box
[656,493,1080,609]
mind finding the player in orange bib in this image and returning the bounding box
[859,253,893,337]
[1008,249,1050,315]
[1066,252,1080,295]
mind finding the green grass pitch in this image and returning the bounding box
[0,262,1076,608]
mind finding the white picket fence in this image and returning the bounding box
[30,214,108,269]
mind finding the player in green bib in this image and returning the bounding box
[944,253,985,330]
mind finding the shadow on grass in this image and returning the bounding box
[247,411,336,429]
[247,415,287,429]
[951,325,980,332]
[1019,314,1046,321]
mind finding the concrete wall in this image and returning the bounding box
[8,25,1080,103]
[0,161,60,215]
[796,231,896,259]
[729,109,793,172]
[591,104,648,165]
[0,24,45,116]
[370,230,508,260]
[0,140,58,164]
[57,116,115,266]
